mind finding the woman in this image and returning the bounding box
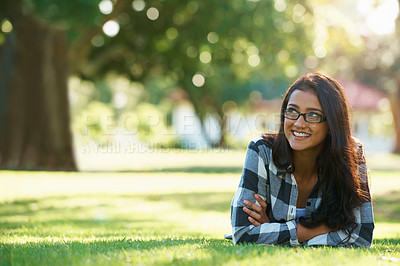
[230,71,374,247]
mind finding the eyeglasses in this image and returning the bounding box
[283,108,327,123]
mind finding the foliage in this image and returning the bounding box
[72,101,115,144]
[72,99,178,149]
[85,0,316,115]
[1,0,369,148]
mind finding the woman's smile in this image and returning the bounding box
[292,130,311,139]
[284,89,329,153]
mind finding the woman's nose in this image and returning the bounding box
[294,115,307,127]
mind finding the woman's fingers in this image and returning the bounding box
[248,216,261,227]
[243,206,261,220]
[243,194,270,226]
[254,194,267,208]
[243,194,270,225]
[243,200,262,213]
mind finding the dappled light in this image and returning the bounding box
[192,73,205,87]
[102,20,119,37]
[146,7,159,21]
[132,0,145,12]
[90,34,105,47]
[98,0,113,15]
[199,51,212,64]
[207,32,219,44]
[358,0,399,35]
[1,0,400,263]
[1,19,12,33]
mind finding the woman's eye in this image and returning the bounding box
[287,108,297,113]
[309,112,319,118]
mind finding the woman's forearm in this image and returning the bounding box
[296,222,334,243]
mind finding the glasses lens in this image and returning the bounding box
[285,109,299,119]
[305,113,322,123]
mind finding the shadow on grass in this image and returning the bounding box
[0,192,234,239]
[0,191,234,218]
[373,191,400,223]
[2,236,400,265]
[143,191,234,212]
[0,237,287,265]
[84,166,243,174]
[373,238,400,246]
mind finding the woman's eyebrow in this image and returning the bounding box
[307,107,323,113]
[287,104,323,113]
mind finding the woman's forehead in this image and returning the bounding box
[287,89,323,110]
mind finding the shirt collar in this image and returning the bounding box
[268,158,287,177]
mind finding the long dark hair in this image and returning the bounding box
[264,71,364,240]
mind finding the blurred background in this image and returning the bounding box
[0,0,399,171]
[2,2,400,260]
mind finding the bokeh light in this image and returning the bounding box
[132,0,145,12]
[113,92,128,109]
[314,46,327,58]
[91,35,105,47]
[192,74,205,87]
[147,7,159,21]
[166,27,178,40]
[186,46,198,58]
[102,20,120,37]
[231,52,244,64]
[246,46,259,56]
[222,101,238,114]
[358,0,399,35]
[292,3,305,23]
[1,19,12,33]
[274,0,286,12]
[173,13,185,25]
[249,90,262,101]
[282,21,294,33]
[304,56,318,69]
[207,32,219,44]
[277,50,290,62]
[284,65,298,78]
[248,54,260,67]
[99,0,113,15]
[200,51,212,64]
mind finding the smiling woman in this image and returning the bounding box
[230,71,374,247]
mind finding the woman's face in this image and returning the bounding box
[284,89,329,154]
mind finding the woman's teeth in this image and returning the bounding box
[293,131,310,137]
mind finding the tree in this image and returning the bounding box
[0,0,131,170]
[0,0,321,171]
[355,8,400,154]
[84,0,316,146]
[302,0,400,153]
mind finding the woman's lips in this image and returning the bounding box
[292,130,311,139]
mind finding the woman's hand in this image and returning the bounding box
[243,194,270,226]
[296,222,334,243]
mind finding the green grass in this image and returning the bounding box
[1,155,400,265]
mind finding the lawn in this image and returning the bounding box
[1,151,400,265]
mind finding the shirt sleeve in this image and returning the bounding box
[230,139,300,246]
[304,142,375,247]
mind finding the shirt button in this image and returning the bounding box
[307,202,311,206]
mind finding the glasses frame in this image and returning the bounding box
[283,108,327,124]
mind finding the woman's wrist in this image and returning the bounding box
[296,222,332,243]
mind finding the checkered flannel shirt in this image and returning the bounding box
[231,136,374,247]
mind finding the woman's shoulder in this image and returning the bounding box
[247,133,276,151]
[352,136,365,155]
[352,136,364,146]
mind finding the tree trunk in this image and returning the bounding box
[0,13,76,170]
[389,90,400,154]
[215,108,228,148]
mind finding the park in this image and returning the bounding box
[1,0,400,264]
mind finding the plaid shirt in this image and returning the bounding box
[231,136,374,247]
